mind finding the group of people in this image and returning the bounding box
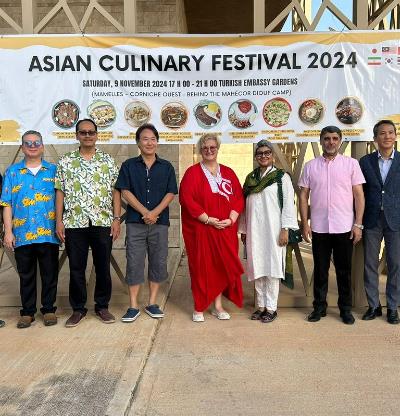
[0,118,399,329]
[0,120,177,328]
[180,119,400,326]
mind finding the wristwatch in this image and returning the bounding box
[113,216,122,222]
[353,223,364,230]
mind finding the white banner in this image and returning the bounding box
[1,31,400,144]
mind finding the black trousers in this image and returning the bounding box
[14,242,59,316]
[311,232,353,312]
[65,225,112,313]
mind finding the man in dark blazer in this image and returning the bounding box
[359,119,400,324]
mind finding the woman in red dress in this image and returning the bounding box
[179,133,244,322]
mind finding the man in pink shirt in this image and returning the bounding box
[299,126,365,324]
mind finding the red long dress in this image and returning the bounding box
[179,163,244,312]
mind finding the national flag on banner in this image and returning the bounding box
[368,56,381,65]
[382,46,396,54]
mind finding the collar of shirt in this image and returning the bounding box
[17,159,51,172]
[319,153,342,164]
[73,147,103,161]
[137,154,161,165]
[378,149,395,160]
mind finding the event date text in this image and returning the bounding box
[307,51,357,68]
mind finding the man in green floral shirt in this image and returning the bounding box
[55,119,121,327]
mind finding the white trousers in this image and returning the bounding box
[255,276,280,311]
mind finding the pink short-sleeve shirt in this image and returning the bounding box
[298,154,365,234]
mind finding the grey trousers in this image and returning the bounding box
[363,212,400,310]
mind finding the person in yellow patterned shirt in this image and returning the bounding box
[0,131,59,329]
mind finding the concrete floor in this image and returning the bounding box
[131,257,400,416]
[1,252,399,416]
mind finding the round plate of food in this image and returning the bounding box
[160,102,188,129]
[263,97,291,128]
[228,99,258,129]
[298,99,324,125]
[125,101,151,127]
[335,97,363,125]
[194,100,222,129]
[87,100,116,129]
[52,100,80,129]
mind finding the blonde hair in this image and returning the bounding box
[196,133,221,155]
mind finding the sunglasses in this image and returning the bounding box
[78,130,97,136]
[23,140,42,148]
[255,150,272,157]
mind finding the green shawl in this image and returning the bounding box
[243,167,294,290]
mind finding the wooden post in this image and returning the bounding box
[21,0,36,33]
[124,0,136,33]
[253,0,265,32]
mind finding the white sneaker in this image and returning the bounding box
[211,310,231,320]
[192,312,205,322]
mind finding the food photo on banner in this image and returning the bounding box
[0,31,400,144]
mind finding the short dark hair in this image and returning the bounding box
[320,125,342,141]
[135,123,159,143]
[76,118,97,133]
[373,119,396,138]
[21,130,42,143]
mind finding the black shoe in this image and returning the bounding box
[387,309,400,325]
[362,305,382,321]
[340,311,355,325]
[261,311,277,323]
[250,309,266,320]
[307,309,327,322]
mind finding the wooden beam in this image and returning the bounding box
[294,244,311,296]
[311,142,321,157]
[80,1,95,32]
[310,0,330,30]
[253,0,265,32]
[94,1,124,33]
[62,1,81,33]
[0,7,22,33]
[265,2,293,33]
[34,1,63,34]
[21,0,35,33]
[124,0,136,33]
[368,0,399,29]
[271,143,292,173]
[176,0,187,33]
[293,0,312,31]
[326,1,358,30]
[354,0,369,28]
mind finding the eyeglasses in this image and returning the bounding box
[22,140,42,148]
[78,130,97,136]
[255,150,272,158]
[201,146,218,153]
